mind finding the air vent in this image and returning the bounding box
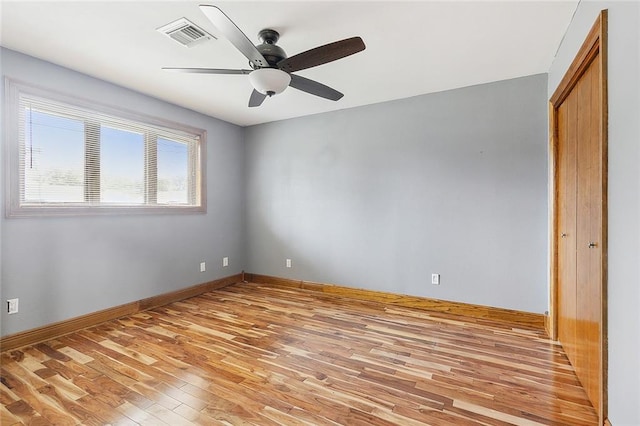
[157,18,215,48]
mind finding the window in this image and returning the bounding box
[5,79,206,216]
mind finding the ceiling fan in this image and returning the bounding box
[163,5,366,107]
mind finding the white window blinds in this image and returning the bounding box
[7,79,206,216]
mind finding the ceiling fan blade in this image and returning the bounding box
[277,37,365,73]
[289,74,344,101]
[199,5,268,68]
[249,89,267,107]
[162,67,251,75]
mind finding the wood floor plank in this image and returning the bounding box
[114,400,170,425]
[0,368,77,426]
[1,282,598,425]
[0,406,22,426]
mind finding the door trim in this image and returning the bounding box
[549,9,608,424]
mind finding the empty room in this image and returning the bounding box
[1,1,638,425]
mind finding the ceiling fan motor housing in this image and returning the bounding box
[256,29,287,67]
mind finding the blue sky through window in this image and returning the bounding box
[101,126,145,203]
[158,137,189,204]
[24,109,84,202]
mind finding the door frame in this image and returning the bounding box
[548,9,608,424]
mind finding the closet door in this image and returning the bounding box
[574,52,603,413]
[556,92,577,367]
[550,10,607,422]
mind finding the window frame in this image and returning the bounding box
[4,78,207,217]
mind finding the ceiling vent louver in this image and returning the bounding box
[157,18,215,48]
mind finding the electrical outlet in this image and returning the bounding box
[223,257,229,267]
[286,259,292,268]
[7,298,19,314]
[200,262,206,272]
[431,274,440,285]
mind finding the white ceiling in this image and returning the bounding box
[0,1,578,127]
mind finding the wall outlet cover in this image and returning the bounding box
[7,298,19,314]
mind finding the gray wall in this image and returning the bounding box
[548,2,640,424]
[0,48,246,337]
[245,74,549,314]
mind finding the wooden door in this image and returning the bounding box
[556,92,577,366]
[550,10,607,424]
[576,53,604,411]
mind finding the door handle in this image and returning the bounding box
[561,233,568,238]
[588,242,597,248]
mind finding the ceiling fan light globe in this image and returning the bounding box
[249,68,291,96]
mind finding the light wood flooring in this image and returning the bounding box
[1,282,598,425]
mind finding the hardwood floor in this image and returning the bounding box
[1,282,598,425]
